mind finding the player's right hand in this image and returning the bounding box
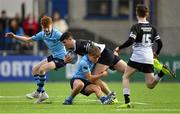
[153,52,159,59]
[5,32,15,38]
[64,55,73,63]
[101,70,108,76]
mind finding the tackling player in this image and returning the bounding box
[63,45,113,105]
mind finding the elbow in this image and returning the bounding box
[88,78,94,82]
[157,39,163,48]
[86,77,92,81]
[25,39,32,43]
[24,40,30,43]
[87,77,95,82]
[90,78,98,82]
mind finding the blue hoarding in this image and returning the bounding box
[0,56,42,81]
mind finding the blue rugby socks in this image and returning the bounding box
[37,75,46,93]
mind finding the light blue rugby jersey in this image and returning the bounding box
[73,55,94,81]
[31,28,66,59]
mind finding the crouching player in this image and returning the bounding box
[63,46,113,105]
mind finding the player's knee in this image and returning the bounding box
[32,67,38,76]
[114,60,127,73]
[77,83,84,89]
[93,85,101,92]
[39,67,46,74]
[122,75,129,80]
[96,86,101,91]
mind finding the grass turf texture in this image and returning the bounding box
[0,82,180,114]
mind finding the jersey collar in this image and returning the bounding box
[138,20,149,24]
[44,28,54,38]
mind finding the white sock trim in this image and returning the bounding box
[123,88,130,95]
[154,74,161,81]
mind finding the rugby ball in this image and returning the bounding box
[66,51,78,64]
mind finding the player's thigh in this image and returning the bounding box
[84,84,100,94]
[32,59,48,75]
[145,73,154,84]
[114,59,127,73]
[39,61,56,72]
[73,79,85,89]
[93,63,109,74]
[93,79,107,87]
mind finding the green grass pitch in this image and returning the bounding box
[0,82,180,114]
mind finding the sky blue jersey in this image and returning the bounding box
[73,55,94,81]
[31,28,66,59]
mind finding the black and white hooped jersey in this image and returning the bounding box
[129,21,160,64]
[73,39,105,56]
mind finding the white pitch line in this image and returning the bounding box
[0,100,30,103]
[117,101,149,105]
[0,99,98,103]
[0,96,25,98]
[0,95,64,99]
[116,109,180,111]
[77,98,149,105]
[79,98,148,104]
[130,102,149,105]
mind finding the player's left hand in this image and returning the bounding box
[5,32,15,38]
[153,52,159,59]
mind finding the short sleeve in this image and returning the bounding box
[57,31,63,40]
[80,61,90,73]
[31,32,43,41]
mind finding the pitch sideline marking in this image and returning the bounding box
[0,95,64,98]
[0,96,24,98]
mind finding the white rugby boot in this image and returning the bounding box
[35,92,49,104]
[26,91,40,99]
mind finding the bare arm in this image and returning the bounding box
[5,32,33,43]
[86,70,108,82]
